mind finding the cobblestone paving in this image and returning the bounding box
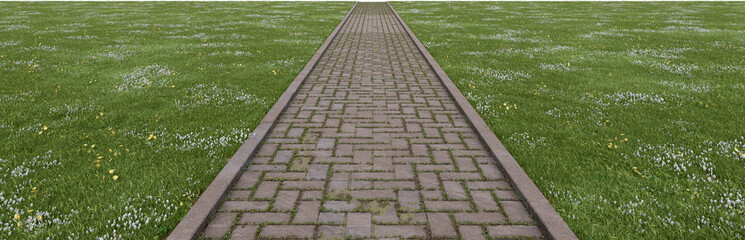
[202,3,544,239]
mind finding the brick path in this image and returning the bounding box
[201,3,545,239]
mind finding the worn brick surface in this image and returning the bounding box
[202,3,543,239]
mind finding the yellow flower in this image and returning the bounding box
[112,175,118,180]
[36,215,42,220]
[109,169,115,174]
[43,126,48,130]
[14,214,20,220]
[179,202,183,206]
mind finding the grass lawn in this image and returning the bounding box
[392,2,745,239]
[0,2,351,238]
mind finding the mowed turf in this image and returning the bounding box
[391,2,745,239]
[0,2,351,238]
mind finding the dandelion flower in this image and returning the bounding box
[43,126,48,130]
[36,215,42,220]
[14,214,20,220]
[112,175,118,180]
[109,169,115,174]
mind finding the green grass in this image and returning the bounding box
[0,2,351,238]
[391,2,745,239]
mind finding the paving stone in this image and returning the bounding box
[494,190,520,200]
[466,181,511,190]
[443,181,468,200]
[316,138,335,150]
[479,164,504,180]
[417,164,455,172]
[272,190,299,211]
[287,128,304,137]
[353,172,395,180]
[239,212,291,224]
[459,225,486,240]
[302,190,323,200]
[373,157,393,171]
[455,157,478,171]
[227,190,251,200]
[323,201,357,211]
[374,225,427,238]
[487,225,544,238]
[293,201,321,223]
[420,190,443,200]
[424,200,471,211]
[471,190,499,211]
[373,202,398,224]
[219,201,269,212]
[319,212,345,224]
[440,172,481,180]
[373,180,416,190]
[417,172,439,189]
[328,180,349,191]
[351,189,395,200]
[351,180,371,189]
[398,190,420,211]
[318,225,344,238]
[502,201,534,223]
[306,164,329,180]
[427,213,456,237]
[260,225,314,238]
[431,150,450,164]
[454,212,506,224]
[282,180,325,189]
[234,172,260,189]
[264,172,304,180]
[202,212,236,238]
[252,181,279,199]
[353,150,373,164]
[347,213,371,237]
[273,150,294,163]
[229,225,257,240]
[203,225,230,239]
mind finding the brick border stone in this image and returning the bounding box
[386,2,578,240]
[167,3,359,239]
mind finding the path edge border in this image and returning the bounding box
[386,2,577,240]
[167,3,358,239]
